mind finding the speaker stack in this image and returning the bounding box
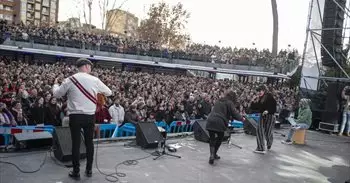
[321,0,347,67]
[319,82,342,132]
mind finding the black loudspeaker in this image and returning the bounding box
[321,0,347,67]
[325,83,340,112]
[136,123,163,149]
[53,127,86,162]
[14,132,52,149]
[193,120,230,143]
[243,118,257,136]
[322,83,341,124]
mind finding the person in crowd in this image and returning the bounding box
[29,97,46,125]
[155,106,166,122]
[282,98,312,144]
[174,104,189,121]
[95,93,111,124]
[108,97,125,126]
[44,93,52,107]
[45,97,62,126]
[254,85,277,154]
[339,86,350,136]
[205,90,245,165]
[124,105,140,125]
[0,102,17,126]
[52,58,112,180]
[198,94,212,119]
[10,101,27,126]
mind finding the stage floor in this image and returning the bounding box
[1,129,349,183]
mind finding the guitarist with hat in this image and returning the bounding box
[53,58,112,180]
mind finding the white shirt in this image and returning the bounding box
[52,72,112,115]
[108,104,125,125]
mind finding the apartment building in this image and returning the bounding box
[0,0,15,23]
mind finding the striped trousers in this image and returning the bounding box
[256,114,275,151]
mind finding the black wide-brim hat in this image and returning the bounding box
[76,58,93,68]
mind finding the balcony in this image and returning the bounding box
[27,0,35,4]
[0,36,299,76]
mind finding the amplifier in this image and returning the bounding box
[319,122,339,133]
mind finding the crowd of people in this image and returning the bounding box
[1,21,300,67]
[0,56,297,127]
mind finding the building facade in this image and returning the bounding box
[106,9,138,37]
[11,0,59,26]
[58,17,81,29]
[0,0,16,23]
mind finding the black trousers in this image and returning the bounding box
[256,114,275,151]
[208,130,224,152]
[69,114,95,173]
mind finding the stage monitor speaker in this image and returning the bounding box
[53,127,86,162]
[136,123,163,149]
[193,120,230,143]
[321,0,347,67]
[243,118,257,136]
[14,131,52,149]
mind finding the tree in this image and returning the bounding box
[138,2,190,50]
[271,0,279,57]
[81,0,94,30]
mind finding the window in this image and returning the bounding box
[51,2,56,10]
[0,4,3,10]
[43,0,49,6]
[42,15,48,21]
[4,6,13,11]
[4,14,13,21]
[42,7,48,14]
[34,20,40,26]
[35,3,41,10]
[28,4,33,10]
[0,14,3,19]
[35,12,40,19]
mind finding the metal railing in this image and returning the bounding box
[2,34,299,74]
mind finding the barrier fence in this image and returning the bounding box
[0,114,261,146]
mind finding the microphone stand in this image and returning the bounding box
[227,125,242,149]
[153,130,181,160]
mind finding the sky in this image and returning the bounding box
[58,0,310,52]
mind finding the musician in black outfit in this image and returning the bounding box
[253,85,277,154]
[205,90,244,165]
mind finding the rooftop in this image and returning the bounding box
[0,129,349,183]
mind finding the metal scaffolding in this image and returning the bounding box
[301,0,350,91]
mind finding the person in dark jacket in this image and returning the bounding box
[45,97,62,126]
[254,85,277,154]
[206,89,244,165]
[29,97,46,125]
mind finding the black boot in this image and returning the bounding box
[209,146,215,165]
[214,146,221,159]
[69,171,80,180]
